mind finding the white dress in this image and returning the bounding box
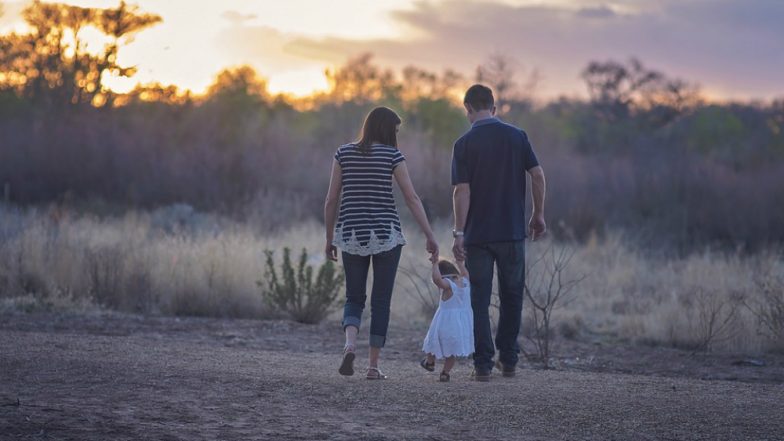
[422,277,474,359]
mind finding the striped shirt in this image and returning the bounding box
[332,143,407,256]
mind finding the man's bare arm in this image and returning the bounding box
[453,183,470,231]
[527,165,546,240]
[452,183,470,260]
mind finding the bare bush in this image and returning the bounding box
[124,269,156,314]
[0,245,48,298]
[744,267,784,346]
[523,244,585,366]
[690,287,742,352]
[84,246,124,308]
[259,247,344,324]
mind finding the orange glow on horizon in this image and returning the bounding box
[1,0,781,103]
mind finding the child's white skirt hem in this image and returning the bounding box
[422,350,473,360]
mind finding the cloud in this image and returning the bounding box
[221,10,258,25]
[215,25,337,73]
[576,5,617,19]
[210,0,784,98]
[0,1,26,30]
[215,0,784,99]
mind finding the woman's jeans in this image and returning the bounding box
[341,245,402,348]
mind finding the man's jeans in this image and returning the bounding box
[341,245,402,348]
[466,240,525,371]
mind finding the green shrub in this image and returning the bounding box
[259,247,344,324]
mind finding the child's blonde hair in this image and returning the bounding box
[438,259,459,277]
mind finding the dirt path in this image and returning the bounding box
[1,313,783,440]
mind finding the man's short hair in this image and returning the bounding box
[464,84,494,111]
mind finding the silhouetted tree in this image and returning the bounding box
[475,53,539,112]
[581,58,700,125]
[0,1,161,107]
[207,66,268,101]
[0,41,782,251]
[401,66,437,102]
[476,53,517,106]
[401,66,465,102]
[324,53,399,104]
[117,82,190,106]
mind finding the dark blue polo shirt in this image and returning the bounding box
[451,117,540,245]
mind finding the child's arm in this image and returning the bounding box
[431,258,451,291]
[456,259,470,281]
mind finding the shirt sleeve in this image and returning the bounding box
[520,130,540,171]
[333,147,342,165]
[392,149,405,169]
[451,139,469,185]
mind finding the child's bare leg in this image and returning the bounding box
[443,356,456,373]
[426,353,435,364]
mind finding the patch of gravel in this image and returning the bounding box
[1,312,783,440]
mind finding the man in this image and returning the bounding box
[451,84,546,382]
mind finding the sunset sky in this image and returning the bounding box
[1,0,782,100]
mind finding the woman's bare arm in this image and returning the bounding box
[323,159,342,260]
[392,162,438,259]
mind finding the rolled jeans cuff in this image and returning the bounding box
[369,334,386,348]
[342,316,361,331]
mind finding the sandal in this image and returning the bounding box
[338,345,355,376]
[420,357,435,372]
[366,366,388,380]
[439,371,450,382]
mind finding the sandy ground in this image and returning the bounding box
[1,312,783,441]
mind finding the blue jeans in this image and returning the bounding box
[466,241,525,371]
[341,245,402,348]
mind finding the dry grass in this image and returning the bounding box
[0,204,317,318]
[559,233,783,353]
[0,204,781,353]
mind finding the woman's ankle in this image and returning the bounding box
[344,325,358,347]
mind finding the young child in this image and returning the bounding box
[420,256,474,382]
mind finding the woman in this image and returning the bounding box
[324,106,438,380]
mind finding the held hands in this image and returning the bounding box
[528,213,547,241]
[452,236,466,261]
[426,236,439,263]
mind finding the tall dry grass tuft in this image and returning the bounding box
[0,204,325,318]
[557,233,783,353]
[0,205,781,353]
[743,262,784,351]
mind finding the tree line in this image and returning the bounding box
[1,1,783,252]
